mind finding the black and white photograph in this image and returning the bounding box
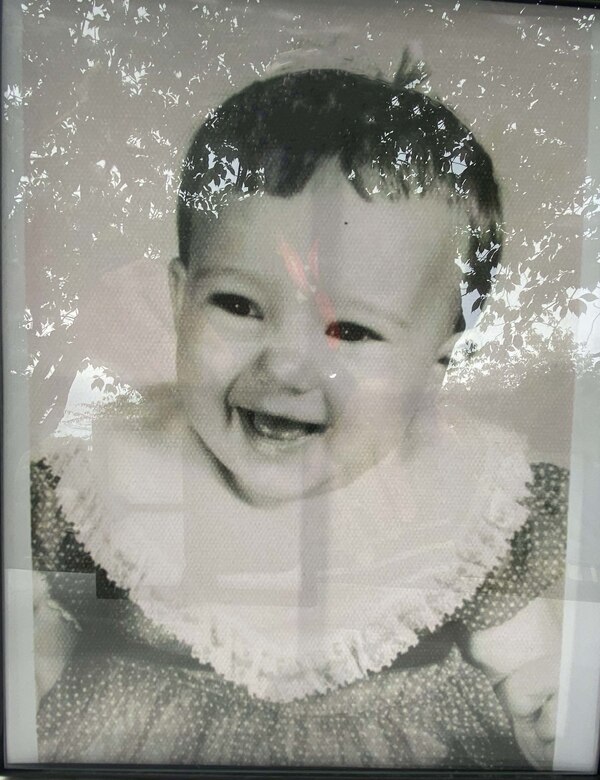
[2,0,600,771]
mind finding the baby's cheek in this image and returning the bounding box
[337,380,411,457]
[366,366,427,415]
[178,323,243,384]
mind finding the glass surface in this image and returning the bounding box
[2,0,599,770]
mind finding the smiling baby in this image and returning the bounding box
[32,66,568,769]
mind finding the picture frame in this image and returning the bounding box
[2,0,599,774]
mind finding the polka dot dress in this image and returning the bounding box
[31,460,568,768]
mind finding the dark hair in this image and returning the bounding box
[177,65,502,326]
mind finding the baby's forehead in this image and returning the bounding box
[187,185,465,315]
[191,181,469,262]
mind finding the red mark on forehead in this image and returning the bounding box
[276,236,339,349]
[307,239,319,281]
[277,237,314,294]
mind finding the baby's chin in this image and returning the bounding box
[219,451,388,507]
[223,465,335,507]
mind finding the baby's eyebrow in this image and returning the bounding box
[338,298,409,329]
[191,265,262,285]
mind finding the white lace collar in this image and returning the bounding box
[48,388,530,702]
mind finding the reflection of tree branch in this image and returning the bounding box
[539,297,561,316]
[583,303,600,346]
[546,290,575,351]
[447,311,600,391]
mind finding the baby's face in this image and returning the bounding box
[172,167,465,504]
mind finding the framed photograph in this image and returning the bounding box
[2,0,599,773]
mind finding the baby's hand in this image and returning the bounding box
[496,654,559,768]
[464,593,562,768]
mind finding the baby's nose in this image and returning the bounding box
[255,345,321,394]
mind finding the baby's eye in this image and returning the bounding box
[209,292,262,319]
[325,321,384,343]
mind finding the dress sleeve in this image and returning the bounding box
[456,463,568,633]
[31,458,92,573]
[31,458,126,598]
[30,457,189,658]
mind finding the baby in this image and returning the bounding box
[32,66,567,768]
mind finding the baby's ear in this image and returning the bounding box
[436,332,464,368]
[168,257,187,323]
[420,335,461,401]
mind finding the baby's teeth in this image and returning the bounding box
[252,412,307,441]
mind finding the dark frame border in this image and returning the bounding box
[2,0,599,776]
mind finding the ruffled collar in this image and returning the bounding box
[47,387,530,702]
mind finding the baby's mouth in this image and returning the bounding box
[237,407,327,442]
